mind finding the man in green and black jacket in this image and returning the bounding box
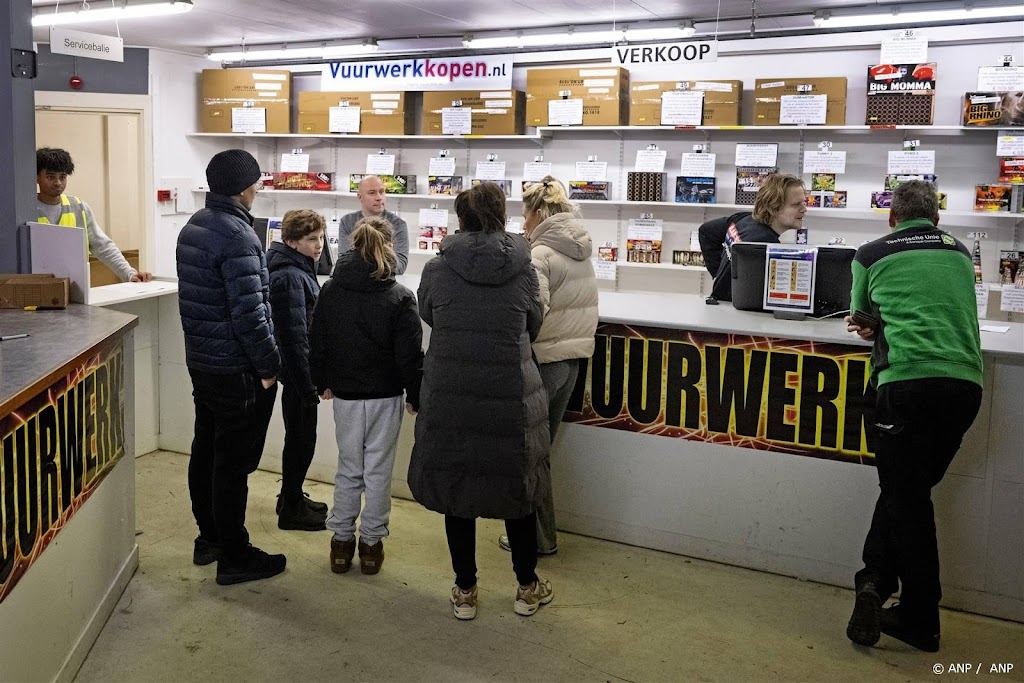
[845,180,983,653]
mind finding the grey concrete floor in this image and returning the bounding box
[76,451,1023,682]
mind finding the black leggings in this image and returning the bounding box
[445,514,538,590]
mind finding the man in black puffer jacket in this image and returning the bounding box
[176,149,285,586]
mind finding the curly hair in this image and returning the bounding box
[281,209,326,242]
[36,148,75,175]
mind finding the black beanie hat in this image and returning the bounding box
[206,149,261,197]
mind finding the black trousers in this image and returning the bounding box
[855,377,982,632]
[188,369,277,559]
[280,381,318,501]
[445,514,538,590]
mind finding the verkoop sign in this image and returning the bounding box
[322,55,513,92]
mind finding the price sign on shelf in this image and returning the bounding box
[328,106,361,133]
[523,161,552,182]
[887,150,935,175]
[280,153,309,173]
[231,107,266,133]
[574,161,608,182]
[660,90,704,126]
[365,153,396,175]
[735,143,778,167]
[592,259,617,281]
[996,135,1024,157]
[548,98,583,126]
[418,208,449,227]
[429,156,457,176]
[779,95,827,125]
[441,107,472,135]
[635,148,667,173]
[880,29,928,63]
[803,150,847,174]
[680,152,716,177]
[475,161,506,180]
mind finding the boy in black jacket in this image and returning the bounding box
[311,215,423,576]
[267,209,328,530]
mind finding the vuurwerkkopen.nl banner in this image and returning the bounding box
[321,55,513,92]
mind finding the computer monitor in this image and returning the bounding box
[731,242,856,317]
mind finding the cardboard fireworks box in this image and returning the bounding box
[735,167,777,205]
[201,69,291,133]
[272,172,334,191]
[753,77,847,125]
[526,66,629,127]
[297,91,412,135]
[470,179,513,197]
[626,172,665,202]
[999,250,1022,284]
[421,90,526,135]
[598,243,618,261]
[428,176,463,195]
[962,92,1024,126]
[348,174,416,194]
[629,80,742,126]
[675,176,717,204]
[568,181,611,200]
[999,157,1024,183]
[0,274,70,309]
[865,63,936,125]
[975,184,1013,211]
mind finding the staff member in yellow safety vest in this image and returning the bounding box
[36,147,153,283]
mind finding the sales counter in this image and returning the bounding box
[0,304,138,683]
[91,275,1024,624]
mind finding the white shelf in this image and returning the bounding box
[616,261,706,271]
[191,187,1023,221]
[538,125,1021,136]
[189,126,1019,142]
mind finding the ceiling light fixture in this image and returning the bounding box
[625,20,697,41]
[812,4,1024,28]
[463,27,625,50]
[207,40,379,63]
[32,0,193,27]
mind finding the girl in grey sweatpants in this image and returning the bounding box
[310,215,423,575]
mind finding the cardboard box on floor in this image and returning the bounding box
[89,250,139,287]
[753,77,848,125]
[526,66,630,126]
[297,91,413,135]
[630,80,742,126]
[0,274,70,309]
[200,68,291,133]
[422,90,526,135]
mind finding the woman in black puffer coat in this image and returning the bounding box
[267,209,327,531]
[408,182,553,620]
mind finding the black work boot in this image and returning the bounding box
[278,495,327,531]
[880,604,940,652]
[193,536,222,566]
[216,545,286,586]
[276,491,328,515]
[847,582,882,647]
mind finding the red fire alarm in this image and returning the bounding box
[69,75,83,90]
[157,189,172,202]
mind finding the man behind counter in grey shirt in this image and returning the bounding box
[334,175,409,275]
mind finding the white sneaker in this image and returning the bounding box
[451,584,478,620]
[514,576,553,616]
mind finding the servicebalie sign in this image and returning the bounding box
[322,55,513,92]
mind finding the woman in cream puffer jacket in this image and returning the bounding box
[499,176,599,556]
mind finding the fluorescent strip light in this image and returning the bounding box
[464,29,625,49]
[626,21,697,41]
[814,6,1024,28]
[207,42,379,63]
[32,0,193,26]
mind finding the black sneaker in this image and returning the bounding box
[216,545,287,586]
[846,582,882,647]
[276,492,328,515]
[278,498,327,531]
[193,536,222,566]
[880,604,940,652]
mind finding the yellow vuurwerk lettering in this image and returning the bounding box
[584,333,874,458]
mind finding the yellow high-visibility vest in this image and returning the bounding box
[38,194,90,250]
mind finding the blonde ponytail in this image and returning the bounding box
[351,216,398,280]
[522,175,576,222]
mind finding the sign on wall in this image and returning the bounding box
[0,341,127,603]
[322,55,513,92]
[565,324,877,464]
[49,27,124,63]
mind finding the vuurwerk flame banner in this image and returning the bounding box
[564,324,877,464]
[0,341,126,603]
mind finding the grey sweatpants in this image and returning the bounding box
[326,395,404,545]
[536,359,581,554]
